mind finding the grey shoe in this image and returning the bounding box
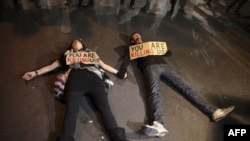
[143,121,168,137]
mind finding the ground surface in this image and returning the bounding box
[0,0,249,141]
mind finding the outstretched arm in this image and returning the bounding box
[98,60,127,78]
[22,60,61,81]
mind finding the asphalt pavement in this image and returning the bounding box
[0,0,249,141]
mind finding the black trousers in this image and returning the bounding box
[61,69,118,137]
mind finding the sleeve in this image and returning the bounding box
[163,50,172,57]
[163,41,172,57]
[116,49,131,79]
[119,54,130,71]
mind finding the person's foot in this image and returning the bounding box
[57,134,74,141]
[64,0,72,6]
[143,121,168,137]
[79,0,93,7]
[211,106,235,122]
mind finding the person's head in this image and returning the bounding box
[130,32,143,45]
[71,39,85,51]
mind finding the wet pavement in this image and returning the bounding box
[0,0,249,141]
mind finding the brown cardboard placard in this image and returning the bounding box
[129,41,168,60]
[66,51,100,65]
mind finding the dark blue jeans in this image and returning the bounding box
[143,64,218,125]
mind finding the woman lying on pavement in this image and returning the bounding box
[22,39,129,141]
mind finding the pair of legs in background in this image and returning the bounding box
[225,0,247,16]
[64,0,93,7]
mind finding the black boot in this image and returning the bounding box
[79,0,93,7]
[14,0,22,9]
[57,134,74,141]
[108,127,129,141]
[29,0,41,8]
[129,0,135,9]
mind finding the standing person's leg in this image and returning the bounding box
[31,0,41,8]
[58,90,83,141]
[120,0,125,5]
[170,0,177,13]
[225,0,238,13]
[79,0,94,7]
[206,0,212,5]
[64,0,72,6]
[233,0,247,15]
[14,0,22,8]
[129,0,136,8]
[160,64,234,121]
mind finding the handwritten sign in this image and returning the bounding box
[129,41,168,60]
[65,51,100,65]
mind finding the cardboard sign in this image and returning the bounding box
[129,41,168,60]
[65,51,100,65]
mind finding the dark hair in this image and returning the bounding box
[66,39,86,51]
[130,32,139,45]
[77,38,86,50]
[78,38,85,47]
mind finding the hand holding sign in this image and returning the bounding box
[129,41,168,60]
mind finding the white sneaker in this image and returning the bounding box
[211,106,235,122]
[143,121,168,137]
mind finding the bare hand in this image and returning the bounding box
[22,71,36,81]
